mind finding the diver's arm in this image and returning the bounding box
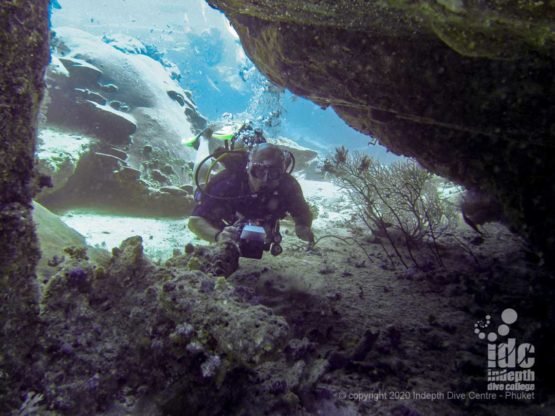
[188,216,221,242]
[282,176,315,242]
[283,177,313,224]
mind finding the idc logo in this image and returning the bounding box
[474,308,535,393]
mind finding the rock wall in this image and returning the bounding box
[206,0,555,262]
[0,0,50,411]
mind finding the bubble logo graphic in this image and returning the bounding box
[475,308,536,393]
[474,308,517,343]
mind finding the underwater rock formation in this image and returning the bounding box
[40,149,197,216]
[460,189,507,234]
[0,1,50,412]
[271,136,321,177]
[166,241,241,277]
[46,27,201,153]
[38,236,289,415]
[37,28,205,216]
[272,137,318,167]
[35,128,92,200]
[206,0,555,261]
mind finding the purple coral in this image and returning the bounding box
[67,267,90,292]
[175,323,194,339]
[201,355,221,378]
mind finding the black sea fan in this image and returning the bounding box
[333,145,348,166]
[357,154,371,173]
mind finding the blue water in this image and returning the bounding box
[51,0,399,162]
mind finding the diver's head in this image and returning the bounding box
[247,143,286,192]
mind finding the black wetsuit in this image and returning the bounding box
[192,169,313,231]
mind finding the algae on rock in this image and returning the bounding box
[0,0,51,412]
[38,236,289,415]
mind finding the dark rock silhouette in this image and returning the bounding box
[0,1,50,412]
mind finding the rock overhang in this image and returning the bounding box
[206,0,555,262]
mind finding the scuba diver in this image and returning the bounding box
[188,137,315,259]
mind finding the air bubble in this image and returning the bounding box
[501,308,518,325]
[498,324,510,336]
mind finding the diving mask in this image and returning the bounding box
[249,163,284,181]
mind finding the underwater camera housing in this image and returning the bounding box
[238,223,283,259]
[239,224,266,259]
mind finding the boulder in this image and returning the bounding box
[39,150,196,217]
[270,136,319,171]
[46,28,199,157]
[36,129,92,199]
[39,28,208,215]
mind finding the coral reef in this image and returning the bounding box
[166,241,241,277]
[35,128,92,199]
[37,236,289,415]
[2,2,554,415]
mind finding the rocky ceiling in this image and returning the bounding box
[206,0,555,262]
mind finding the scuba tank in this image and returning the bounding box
[182,123,237,186]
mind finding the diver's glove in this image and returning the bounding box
[295,225,315,243]
[215,225,242,243]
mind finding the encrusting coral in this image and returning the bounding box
[37,236,289,415]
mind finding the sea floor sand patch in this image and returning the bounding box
[60,210,203,261]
